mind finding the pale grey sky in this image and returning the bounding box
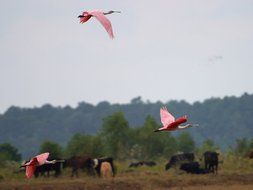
[1,0,253,113]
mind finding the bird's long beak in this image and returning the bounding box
[154,129,160,132]
[78,15,84,18]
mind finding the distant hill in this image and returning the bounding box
[0,93,253,158]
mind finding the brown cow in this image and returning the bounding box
[248,151,253,159]
[65,156,94,177]
[93,157,116,177]
[100,162,113,178]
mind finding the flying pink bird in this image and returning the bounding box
[78,10,121,39]
[154,107,198,132]
[21,152,55,179]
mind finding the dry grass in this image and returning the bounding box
[1,155,253,190]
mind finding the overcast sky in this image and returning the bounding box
[1,0,253,113]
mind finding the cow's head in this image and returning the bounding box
[92,159,99,169]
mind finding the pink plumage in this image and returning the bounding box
[24,152,49,179]
[160,107,175,128]
[35,152,49,165]
[79,10,120,39]
[154,107,188,132]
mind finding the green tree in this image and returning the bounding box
[197,139,218,154]
[0,143,21,162]
[234,138,249,157]
[177,132,195,152]
[135,116,178,159]
[98,112,131,160]
[248,138,253,151]
[66,134,103,157]
[39,140,63,159]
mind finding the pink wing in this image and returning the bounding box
[160,107,175,127]
[24,157,38,179]
[26,165,36,179]
[35,152,49,165]
[89,10,114,38]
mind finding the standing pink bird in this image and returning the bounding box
[78,10,120,39]
[154,107,198,132]
[22,152,55,179]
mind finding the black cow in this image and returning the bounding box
[129,161,144,168]
[65,156,94,177]
[129,161,156,168]
[34,161,64,178]
[165,153,195,170]
[203,151,219,174]
[93,157,116,177]
[143,161,156,167]
[20,160,65,178]
[180,162,209,174]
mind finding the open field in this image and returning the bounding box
[1,159,253,190]
[1,171,253,190]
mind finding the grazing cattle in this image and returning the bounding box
[165,153,195,170]
[93,157,116,177]
[100,162,113,178]
[34,161,64,178]
[203,151,219,174]
[65,156,94,177]
[180,162,209,174]
[129,161,156,168]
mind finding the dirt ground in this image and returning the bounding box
[1,171,253,190]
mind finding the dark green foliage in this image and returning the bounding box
[132,116,178,159]
[233,138,253,157]
[0,94,253,158]
[39,141,63,159]
[196,139,218,155]
[65,134,103,157]
[0,143,21,166]
[98,112,131,160]
[177,132,195,153]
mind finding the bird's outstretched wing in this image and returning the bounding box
[89,10,114,38]
[24,157,38,179]
[35,152,49,165]
[26,165,36,179]
[160,107,175,127]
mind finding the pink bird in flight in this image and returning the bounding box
[21,152,56,179]
[154,107,199,132]
[78,10,121,39]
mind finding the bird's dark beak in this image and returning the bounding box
[78,15,84,18]
[154,129,160,132]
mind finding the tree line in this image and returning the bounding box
[1,112,253,166]
[0,93,253,158]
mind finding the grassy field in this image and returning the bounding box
[1,155,253,190]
